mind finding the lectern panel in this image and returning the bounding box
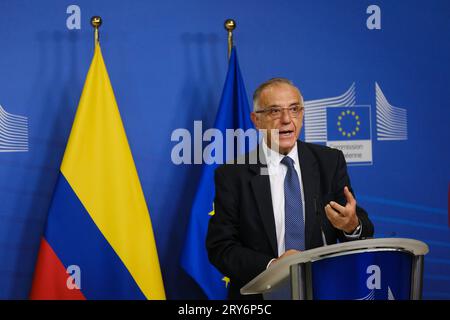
[311,250,413,300]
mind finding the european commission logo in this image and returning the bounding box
[0,104,29,152]
[326,106,372,165]
[304,83,407,166]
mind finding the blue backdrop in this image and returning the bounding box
[0,0,449,299]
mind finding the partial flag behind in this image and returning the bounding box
[30,44,165,300]
[181,47,254,299]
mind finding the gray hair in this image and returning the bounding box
[252,78,304,111]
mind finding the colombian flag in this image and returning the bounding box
[29,44,165,299]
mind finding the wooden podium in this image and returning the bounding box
[241,238,429,300]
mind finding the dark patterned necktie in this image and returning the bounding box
[281,156,305,251]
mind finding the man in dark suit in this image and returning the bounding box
[206,78,374,300]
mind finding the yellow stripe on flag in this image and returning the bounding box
[61,44,165,300]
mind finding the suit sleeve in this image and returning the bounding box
[332,150,375,241]
[206,167,274,285]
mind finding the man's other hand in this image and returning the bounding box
[324,186,359,233]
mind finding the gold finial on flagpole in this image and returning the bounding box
[224,19,236,59]
[91,16,102,45]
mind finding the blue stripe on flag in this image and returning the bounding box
[44,173,146,300]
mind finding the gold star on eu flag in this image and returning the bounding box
[222,276,230,288]
[208,203,215,216]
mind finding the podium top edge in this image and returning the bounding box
[241,238,429,295]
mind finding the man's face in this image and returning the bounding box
[251,83,304,155]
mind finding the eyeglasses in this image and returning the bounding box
[255,105,304,119]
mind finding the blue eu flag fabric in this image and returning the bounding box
[181,47,254,299]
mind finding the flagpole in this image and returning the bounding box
[224,19,236,59]
[91,16,102,46]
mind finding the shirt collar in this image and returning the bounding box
[262,139,299,167]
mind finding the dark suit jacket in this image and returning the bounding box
[206,141,374,300]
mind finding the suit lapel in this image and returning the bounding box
[247,141,321,255]
[297,141,321,249]
[248,149,278,257]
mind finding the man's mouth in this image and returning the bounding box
[278,130,294,138]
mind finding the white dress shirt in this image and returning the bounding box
[262,140,362,268]
[261,141,305,257]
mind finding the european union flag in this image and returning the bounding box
[327,106,371,141]
[181,47,253,299]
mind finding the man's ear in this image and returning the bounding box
[250,112,259,129]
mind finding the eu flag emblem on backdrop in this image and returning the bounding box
[29,43,165,299]
[181,47,254,299]
[326,106,371,141]
[326,105,373,165]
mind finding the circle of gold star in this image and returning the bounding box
[337,109,361,138]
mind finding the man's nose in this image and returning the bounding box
[280,109,292,123]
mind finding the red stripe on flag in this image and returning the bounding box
[29,238,86,300]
